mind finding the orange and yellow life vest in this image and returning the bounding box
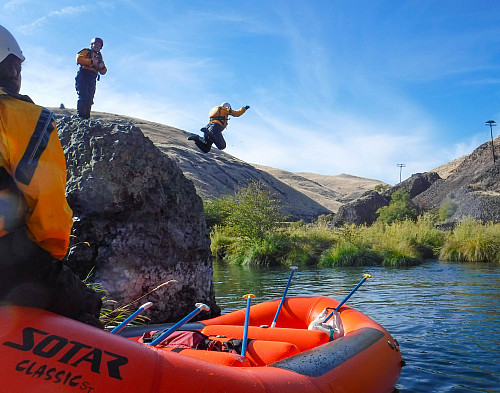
[0,88,73,260]
[208,106,247,130]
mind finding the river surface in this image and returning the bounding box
[212,260,500,392]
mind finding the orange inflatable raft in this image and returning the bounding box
[0,296,403,392]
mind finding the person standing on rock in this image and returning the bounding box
[0,25,102,327]
[188,102,250,153]
[75,37,107,119]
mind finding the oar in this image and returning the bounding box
[110,302,153,334]
[324,274,372,323]
[148,303,210,346]
[241,294,256,357]
[271,266,298,328]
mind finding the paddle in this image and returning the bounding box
[271,266,298,328]
[241,294,256,357]
[110,302,153,334]
[148,303,210,346]
[324,274,372,323]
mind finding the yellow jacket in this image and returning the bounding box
[76,48,107,75]
[208,106,247,130]
[0,88,73,260]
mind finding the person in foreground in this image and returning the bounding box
[188,102,250,153]
[0,25,102,328]
[75,37,107,119]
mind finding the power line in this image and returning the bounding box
[397,163,406,183]
[485,120,496,163]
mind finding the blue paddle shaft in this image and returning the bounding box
[241,297,253,357]
[324,277,369,323]
[111,302,152,334]
[271,267,297,327]
[149,306,204,346]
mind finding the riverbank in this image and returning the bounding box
[211,216,500,266]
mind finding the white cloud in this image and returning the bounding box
[19,5,91,34]
[3,0,31,10]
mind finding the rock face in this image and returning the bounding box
[414,137,500,223]
[57,116,220,323]
[331,191,390,226]
[388,172,441,199]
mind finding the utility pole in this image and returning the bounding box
[485,120,497,163]
[397,163,406,183]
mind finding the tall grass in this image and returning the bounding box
[363,215,445,266]
[439,218,500,263]
[319,240,382,267]
[85,269,177,330]
[210,215,498,267]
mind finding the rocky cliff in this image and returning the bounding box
[57,115,220,323]
[331,172,441,226]
[414,136,500,223]
[331,137,500,227]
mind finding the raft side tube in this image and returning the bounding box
[269,326,403,393]
[270,327,384,376]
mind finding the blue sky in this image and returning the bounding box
[3,0,500,184]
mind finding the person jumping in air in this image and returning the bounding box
[75,37,107,119]
[188,102,249,153]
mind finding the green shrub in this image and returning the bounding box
[374,183,390,193]
[438,199,458,221]
[206,181,286,241]
[376,189,418,225]
[203,196,234,229]
[210,226,239,260]
[229,181,287,240]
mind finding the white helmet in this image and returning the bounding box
[221,102,231,110]
[0,25,25,63]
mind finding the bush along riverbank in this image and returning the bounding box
[205,182,500,267]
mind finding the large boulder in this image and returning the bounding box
[331,191,390,226]
[332,172,440,227]
[387,172,441,199]
[57,116,220,323]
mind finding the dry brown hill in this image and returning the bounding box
[429,155,468,179]
[52,109,332,220]
[253,166,386,213]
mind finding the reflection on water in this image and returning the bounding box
[213,260,500,392]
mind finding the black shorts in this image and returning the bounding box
[0,228,102,328]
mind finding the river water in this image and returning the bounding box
[212,260,500,392]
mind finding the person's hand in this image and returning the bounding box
[99,62,106,70]
[91,58,99,68]
[244,105,250,110]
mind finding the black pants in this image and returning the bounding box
[75,68,97,119]
[194,122,226,153]
[0,229,102,328]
